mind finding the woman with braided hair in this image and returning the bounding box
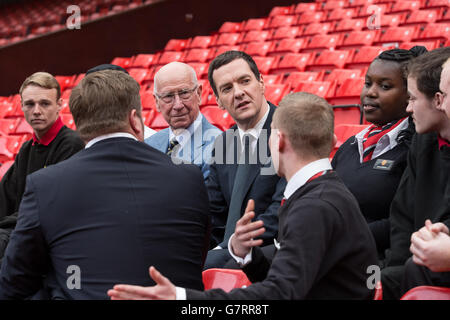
[332,46,427,260]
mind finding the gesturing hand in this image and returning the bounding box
[230,199,265,258]
[107,266,176,300]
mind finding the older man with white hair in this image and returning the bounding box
[145,62,221,179]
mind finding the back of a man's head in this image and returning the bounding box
[19,71,61,100]
[69,69,142,142]
[406,47,450,100]
[274,92,334,159]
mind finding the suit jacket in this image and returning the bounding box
[0,137,210,299]
[145,114,221,180]
[187,173,378,300]
[207,103,286,248]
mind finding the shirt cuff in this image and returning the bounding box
[175,287,187,300]
[228,233,253,267]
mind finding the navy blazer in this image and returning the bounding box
[207,102,286,248]
[0,137,210,299]
[145,114,221,180]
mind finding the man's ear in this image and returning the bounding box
[332,133,338,149]
[278,130,285,152]
[153,94,161,113]
[130,109,144,141]
[434,91,445,112]
[57,98,63,113]
[216,95,225,110]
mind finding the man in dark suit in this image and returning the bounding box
[108,92,379,300]
[0,70,210,299]
[204,51,286,269]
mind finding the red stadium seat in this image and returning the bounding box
[0,118,20,135]
[400,9,440,27]
[0,135,26,162]
[131,54,159,69]
[141,109,155,126]
[337,30,379,49]
[240,30,272,44]
[242,41,274,57]
[324,8,357,22]
[389,1,422,14]
[262,74,283,85]
[400,41,440,51]
[268,5,294,16]
[201,107,235,131]
[184,49,211,63]
[218,22,243,34]
[189,62,209,79]
[307,49,354,71]
[273,53,314,74]
[328,77,365,105]
[401,286,450,300]
[252,56,280,75]
[110,57,133,69]
[55,75,76,92]
[164,38,191,51]
[374,26,419,46]
[325,69,364,86]
[14,118,33,135]
[61,114,76,130]
[267,15,297,29]
[294,2,318,14]
[294,80,337,99]
[297,11,325,25]
[149,112,169,131]
[128,68,151,85]
[157,51,185,65]
[271,26,300,40]
[0,160,14,180]
[284,71,325,87]
[215,33,242,46]
[243,18,268,31]
[189,35,217,49]
[141,91,157,111]
[322,0,346,11]
[425,0,450,10]
[414,23,450,45]
[202,268,251,292]
[209,45,241,61]
[356,3,389,18]
[330,123,370,158]
[0,101,22,119]
[332,18,366,33]
[301,22,333,37]
[345,46,395,70]
[301,34,343,53]
[333,106,365,126]
[264,83,291,105]
[374,281,383,300]
[268,38,306,55]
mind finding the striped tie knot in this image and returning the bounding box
[167,138,179,156]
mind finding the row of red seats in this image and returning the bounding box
[0,0,150,47]
[202,267,450,300]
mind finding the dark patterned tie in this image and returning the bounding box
[167,138,179,156]
[220,134,254,248]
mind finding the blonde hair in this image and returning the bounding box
[274,92,334,158]
[19,72,61,100]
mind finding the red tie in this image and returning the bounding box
[281,198,286,207]
[281,170,330,207]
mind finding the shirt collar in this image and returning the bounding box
[284,158,332,199]
[438,135,450,150]
[168,112,202,147]
[237,102,269,144]
[85,132,138,148]
[354,118,409,162]
[32,116,64,146]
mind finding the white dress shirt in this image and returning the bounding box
[85,132,138,149]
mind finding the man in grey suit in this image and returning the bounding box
[145,62,221,180]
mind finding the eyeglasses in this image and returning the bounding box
[155,85,198,104]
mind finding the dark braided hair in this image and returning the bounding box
[376,46,428,86]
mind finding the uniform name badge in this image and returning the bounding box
[373,159,394,171]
